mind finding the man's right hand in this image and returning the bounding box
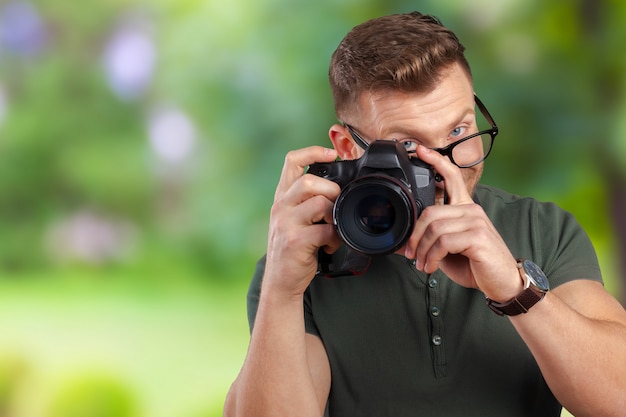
[224,147,337,417]
[263,146,342,299]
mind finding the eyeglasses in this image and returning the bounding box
[345,95,499,168]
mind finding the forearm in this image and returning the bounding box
[224,286,323,417]
[511,290,626,416]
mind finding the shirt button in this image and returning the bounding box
[428,277,438,288]
[431,306,440,317]
[432,335,443,346]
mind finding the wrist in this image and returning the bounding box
[262,260,317,302]
[486,259,550,316]
[262,284,306,306]
[483,262,525,303]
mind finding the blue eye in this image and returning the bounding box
[401,139,419,152]
[451,127,465,137]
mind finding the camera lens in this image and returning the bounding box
[334,175,416,255]
[357,195,395,234]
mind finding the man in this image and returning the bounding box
[224,11,626,417]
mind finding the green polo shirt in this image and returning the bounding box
[247,184,603,416]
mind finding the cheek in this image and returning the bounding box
[435,189,446,206]
[462,164,483,194]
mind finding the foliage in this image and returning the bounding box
[1,0,624,282]
[0,0,624,416]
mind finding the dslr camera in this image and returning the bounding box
[308,140,436,256]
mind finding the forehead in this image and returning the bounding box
[355,64,475,137]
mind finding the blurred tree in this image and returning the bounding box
[0,0,622,290]
[0,0,154,270]
[583,0,626,302]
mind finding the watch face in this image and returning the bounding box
[523,260,550,291]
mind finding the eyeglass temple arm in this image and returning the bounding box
[344,124,370,151]
[474,95,498,133]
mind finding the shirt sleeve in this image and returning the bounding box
[304,285,321,337]
[246,255,265,333]
[246,254,321,337]
[532,200,603,288]
[477,185,603,289]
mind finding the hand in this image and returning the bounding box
[263,146,342,299]
[404,145,522,302]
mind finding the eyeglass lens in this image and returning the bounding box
[447,133,493,168]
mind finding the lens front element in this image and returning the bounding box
[334,175,416,255]
[357,194,396,234]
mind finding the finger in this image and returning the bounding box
[269,180,338,246]
[294,193,337,226]
[416,145,473,205]
[267,193,340,278]
[295,195,342,256]
[405,203,478,261]
[409,206,466,267]
[275,146,337,201]
[277,172,341,214]
[410,204,505,273]
[420,220,473,274]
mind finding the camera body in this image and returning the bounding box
[308,140,436,255]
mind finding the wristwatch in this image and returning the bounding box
[486,259,550,316]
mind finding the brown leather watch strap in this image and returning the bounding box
[485,259,548,316]
[486,286,543,316]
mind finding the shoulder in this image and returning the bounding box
[476,184,548,208]
[475,184,602,287]
[475,184,571,225]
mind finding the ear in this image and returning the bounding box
[329,124,362,160]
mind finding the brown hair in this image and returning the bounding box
[329,11,472,121]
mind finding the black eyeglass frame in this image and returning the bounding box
[345,95,499,168]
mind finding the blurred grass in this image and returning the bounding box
[0,267,250,417]
[0,262,593,417]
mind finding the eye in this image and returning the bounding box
[450,127,466,138]
[400,139,419,152]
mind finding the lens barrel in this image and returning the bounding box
[333,175,417,255]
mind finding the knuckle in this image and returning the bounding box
[282,229,302,247]
[310,194,328,211]
[269,201,284,219]
[299,173,318,189]
[437,233,454,248]
[284,149,299,164]
[424,217,445,237]
[466,203,483,215]
[420,205,437,220]
[474,226,492,241]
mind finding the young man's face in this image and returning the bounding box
[337,62,483,205]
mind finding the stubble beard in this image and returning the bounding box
[434,163,483,206]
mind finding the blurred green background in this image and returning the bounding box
[0,0,624,416]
